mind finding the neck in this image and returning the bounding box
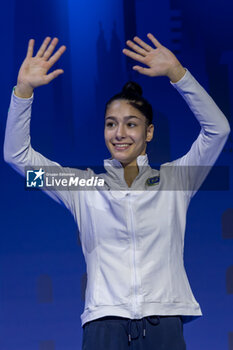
[122,160,139,187]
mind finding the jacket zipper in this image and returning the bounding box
[127,193,138,318]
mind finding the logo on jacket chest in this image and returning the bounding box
[146,175,160,186]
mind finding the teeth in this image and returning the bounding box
[115,144,130,147]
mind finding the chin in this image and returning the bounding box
[112,154,136,165]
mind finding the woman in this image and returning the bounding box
[4,34,230,349]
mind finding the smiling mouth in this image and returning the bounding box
[112,143,132,150]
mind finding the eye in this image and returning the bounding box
[105,122,116,128]
[127,122,137,128]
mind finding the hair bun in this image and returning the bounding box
[122,81,143,97]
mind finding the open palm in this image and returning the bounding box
[17,37,66,90]
[123,33,184,79]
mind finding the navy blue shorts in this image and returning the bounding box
[82,315,186,349]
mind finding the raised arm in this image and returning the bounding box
[4,38,91,214]
[122,33,231,195]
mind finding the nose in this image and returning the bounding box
[115,124,126,140]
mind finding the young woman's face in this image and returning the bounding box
[104,99,154,167]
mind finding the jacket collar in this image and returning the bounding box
[103,154,150,190]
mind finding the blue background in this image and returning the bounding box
[0,0,233,349]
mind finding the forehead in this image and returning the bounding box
[106,100,145,120]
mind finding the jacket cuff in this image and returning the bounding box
[12,86,34,101]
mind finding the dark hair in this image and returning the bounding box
[105,81,153,126]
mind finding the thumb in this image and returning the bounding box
[44,69,64,84]
[133,66,153,76]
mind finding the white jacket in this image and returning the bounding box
[4,70,230,326]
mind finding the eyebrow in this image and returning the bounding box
[105,115,141,121]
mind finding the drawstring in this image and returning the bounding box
[127,316,160,344]
[147,315,160,326]
[127,319,140,343]
[142,317,146,337]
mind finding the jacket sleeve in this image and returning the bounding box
[3,89,90,216]
[169,69,231,197]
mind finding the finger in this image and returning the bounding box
[36,37,52,57]
[43,37,59,60]
[133,36,153,52]
[122,48,145,64]
[48,45,66,67]
[44,69,64,84]
[126,40,147,57]
[147,33,162,48]
[26,39,35,58]
[133,65,153,77]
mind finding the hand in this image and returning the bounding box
[15,37,66,98]
[122,33,186,83]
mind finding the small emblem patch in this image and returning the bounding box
[146,175,160,186]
